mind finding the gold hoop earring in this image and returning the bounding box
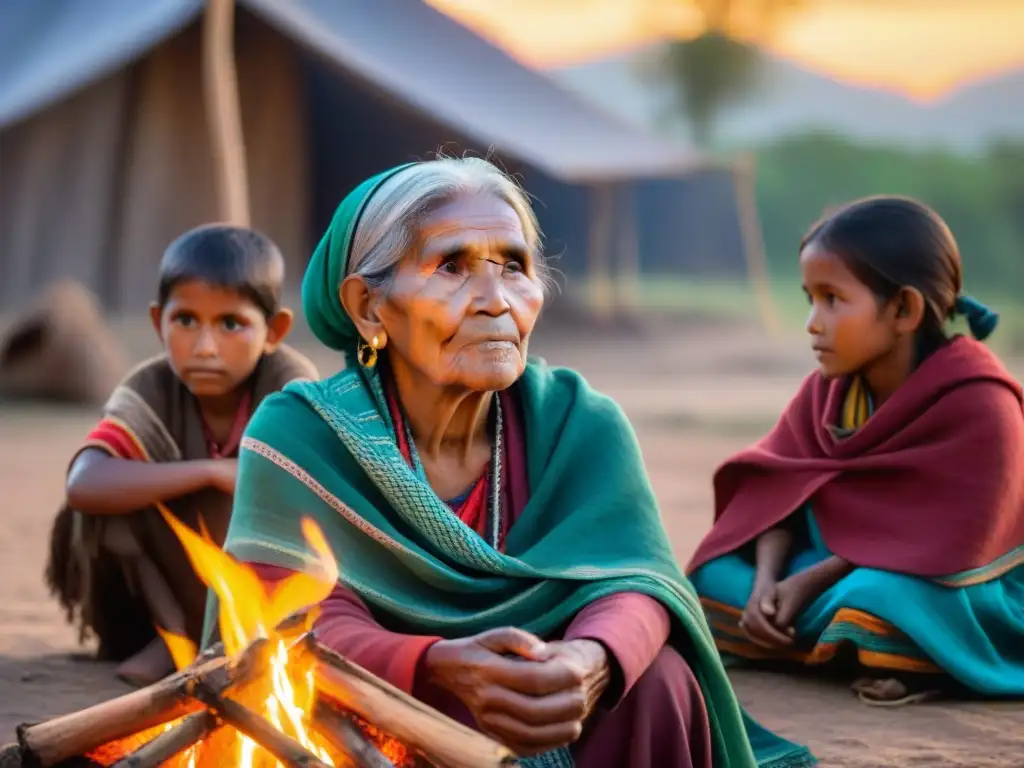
[357,335,379,369]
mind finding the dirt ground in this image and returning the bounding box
[1,316,1022,766]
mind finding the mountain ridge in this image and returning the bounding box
[548,42,1024,153]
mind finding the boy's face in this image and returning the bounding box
[150,280,292,398]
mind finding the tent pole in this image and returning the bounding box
[614,183,640,316]
[203,0,250,225]
[733,152,779,335]
[586,183,615,319]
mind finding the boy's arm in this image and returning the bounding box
[66,449,226,515]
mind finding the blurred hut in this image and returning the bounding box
[0,0,769,323]
[0,282,127,404]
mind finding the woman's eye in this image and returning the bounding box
[504,260,524,275]
[439,259,460,275]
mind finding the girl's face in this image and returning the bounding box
[800,243,900,379]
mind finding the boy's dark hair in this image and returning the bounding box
[800,196,962,357]
[157,224,285,316]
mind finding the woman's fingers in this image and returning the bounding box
[464,661,590,755]
[477,710,584,756]
[486,655,585,696]
[475,627,552,661]
[480,685,588,725]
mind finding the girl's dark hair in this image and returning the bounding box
[801,196,983,359]
[157,224,285,317]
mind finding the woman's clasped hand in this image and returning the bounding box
[422,627,611,756]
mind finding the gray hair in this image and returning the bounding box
[347,157,549,291]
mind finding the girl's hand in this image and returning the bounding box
[771,570,828,633]
[740,580,795,649]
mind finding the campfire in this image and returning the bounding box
[2,509,517,768]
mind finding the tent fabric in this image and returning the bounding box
[0,0,721,314]
[0,0,201,128]
[0,16,308,311]
[0,0,702,181]
[243,0,703,181]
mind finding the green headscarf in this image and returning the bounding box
[301,163,418,353]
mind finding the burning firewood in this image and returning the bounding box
[311,705,393,768]
[5,512,518,768]
[14,640,255,767]
[4,635,516,768]
[301,637,517,768]
[189,686,331,768]
[111,712,217,768]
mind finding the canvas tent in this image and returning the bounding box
[0,0,747,314]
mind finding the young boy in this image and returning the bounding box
[45,224,318,686]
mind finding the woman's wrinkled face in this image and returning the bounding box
[377,193,544,392]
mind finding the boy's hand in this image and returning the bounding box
[205,459,239,494]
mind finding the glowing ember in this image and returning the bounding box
[79,505,412,768]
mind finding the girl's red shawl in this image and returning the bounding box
[688,337,1024,577]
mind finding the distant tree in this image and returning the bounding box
[657,33,759,147]
[989,140,1024,244]
[647,0,807,148]
[752,132,1024,291]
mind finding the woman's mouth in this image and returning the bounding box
[478,340,514,350]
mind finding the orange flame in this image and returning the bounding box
[156,505,340,767]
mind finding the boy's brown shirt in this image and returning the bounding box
[47,344,318,650]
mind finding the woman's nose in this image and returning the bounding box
[471,261,511,315]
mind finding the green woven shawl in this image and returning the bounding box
[219,361,814,768]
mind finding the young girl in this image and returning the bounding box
[46,224,318,686]
[689,196,1024,706]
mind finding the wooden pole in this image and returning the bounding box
[586,184,616,320]
[733,152,780,335]
[203,0,250,225]
[312,704,395,768]
[16,642,256,767]
[14,633,510,768]
[110,713,217,768]
[613,183,641,317]
[302,637,517,768]
[16,655,225,766]
[189,686,330,768]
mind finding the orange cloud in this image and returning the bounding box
[427,0,1024,99]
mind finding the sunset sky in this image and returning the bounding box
[427,0,1024,100]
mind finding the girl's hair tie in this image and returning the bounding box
[953,294,999,341]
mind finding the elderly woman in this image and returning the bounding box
[219,159,813,768]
